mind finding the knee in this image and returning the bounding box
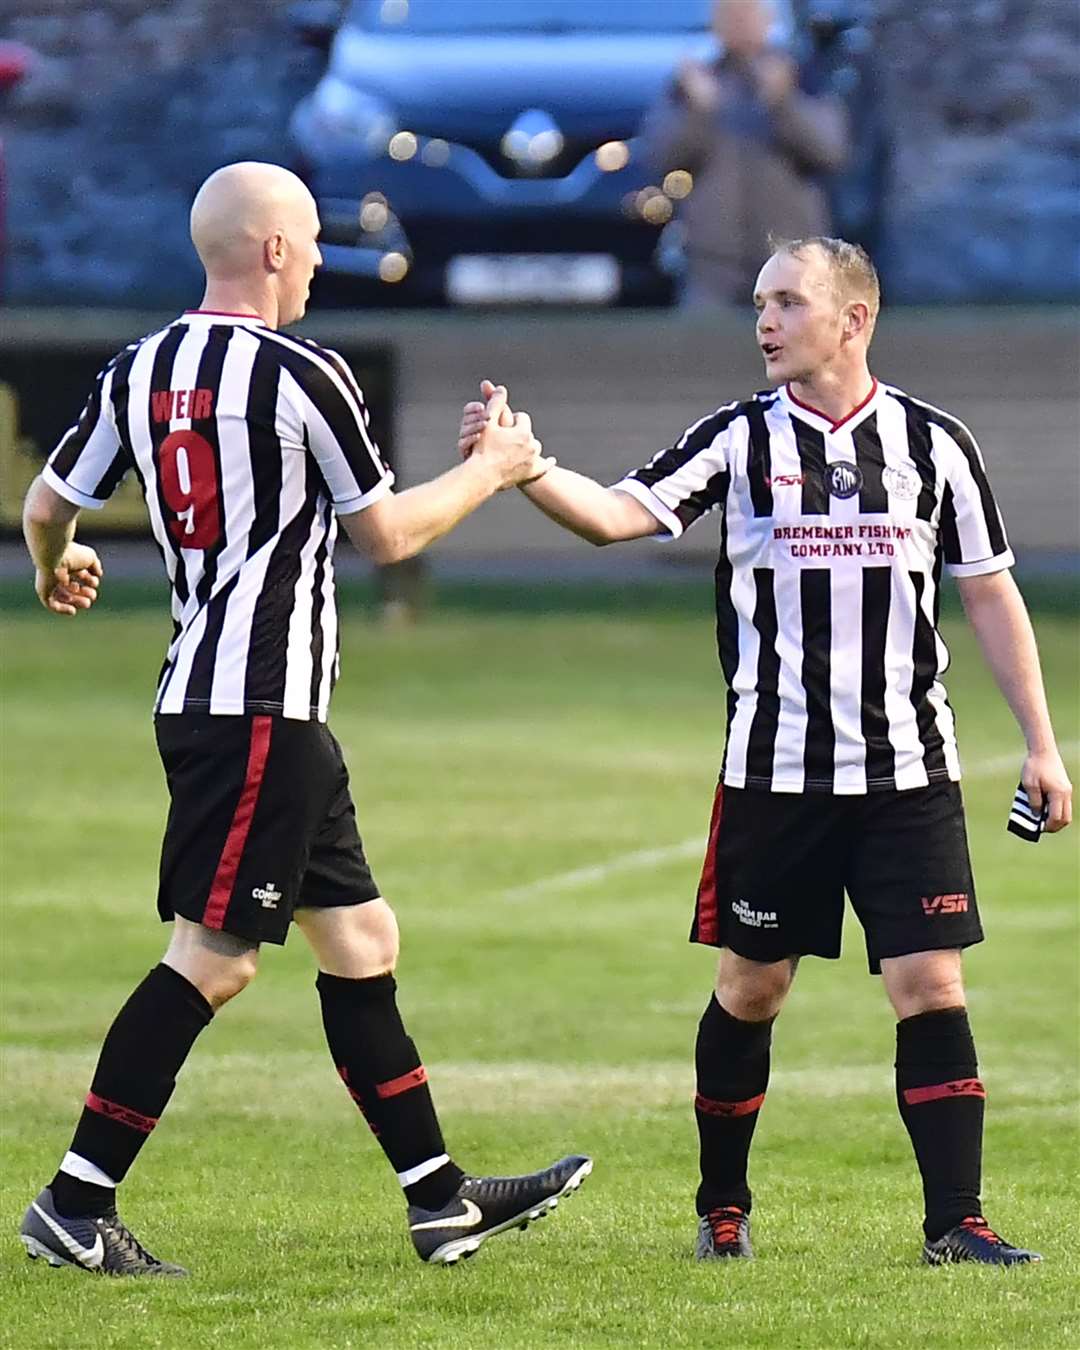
[890,976,966,1020]
[297,899,400,979]
[347,901,400,975]
[163,920,260,1010]
[882,951,965,1020]
[717,981,785,1023]
[715,955,793,1022]
[202,949,259,1007]
[358,907,399,975]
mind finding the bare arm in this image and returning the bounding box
[22,476,103,616]
[341,387,552,565]
[956,569,1072,830]
[518,466,662,546]
[342,455,514,564]
[457,391,661,545]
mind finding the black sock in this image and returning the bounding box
[895,1007,984,1240]
[694,995,773,1216]
[51,964,213,1217]
[317,971,464,1210]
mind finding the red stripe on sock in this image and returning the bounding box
[337,1066,380,1134]
[203,715,273,930]
[336,1065,364,1105]
[902,1078,986,1105]
[694,783,725,944]
[695,1090,765,1118]
[375,1066,429,1099]
[85,1091,159,1133]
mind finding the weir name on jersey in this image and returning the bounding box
[150,387,215,422]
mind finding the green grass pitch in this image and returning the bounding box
[1,579,1077,1349]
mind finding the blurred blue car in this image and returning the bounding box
[287,0,716,306]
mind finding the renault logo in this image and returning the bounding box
[501,109,564,168]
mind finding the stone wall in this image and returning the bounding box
[2,0,318,304]
[2,0,1078,305]
[873,0,1080,301]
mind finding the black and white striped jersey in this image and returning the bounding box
[613,380,1014,794]
[43,311,393,722]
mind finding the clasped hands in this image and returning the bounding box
[458,379,553,489]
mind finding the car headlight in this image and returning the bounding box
[311,77,396,155]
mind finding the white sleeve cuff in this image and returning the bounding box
[945,549,1015,578]
[334,470,395,516]
[610,478,684,540]
[42,464,108,510]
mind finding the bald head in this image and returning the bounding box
[190,162,316,279]
[190,162,322,326]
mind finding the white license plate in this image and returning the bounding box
[446,254,620,305]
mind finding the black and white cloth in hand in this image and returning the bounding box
[1007,783,1049,843]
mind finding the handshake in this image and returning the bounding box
[456,378,555,491]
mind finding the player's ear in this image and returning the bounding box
[843,301,869,341]
[265,231,286,273]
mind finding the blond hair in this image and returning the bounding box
[768,235,881,339]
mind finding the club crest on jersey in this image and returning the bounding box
[882,464,921,500]
[827,463,863,499]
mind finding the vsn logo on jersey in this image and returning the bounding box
[252,882,282,909]
[921,892,969,916]
[827,463,863,499]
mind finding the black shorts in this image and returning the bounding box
[155,713,381,945]
[690,781,982,973]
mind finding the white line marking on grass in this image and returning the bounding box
[4,1048,1073,1118]
[501,839,705,902]
[988,903,1077,932]
[501,740,1080,901]
[962,739,1080,779]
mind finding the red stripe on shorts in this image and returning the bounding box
[375,1066,429,1099]
[902,1078,986,1106]
[694,783,725,944]
[694,1091,765,1118]
[85,1091,159,1133]
[203,715,273,931]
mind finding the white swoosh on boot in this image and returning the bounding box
[409,1199,482,1232]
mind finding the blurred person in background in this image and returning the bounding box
[642,0,849,306]
[18,160,590,1277]
[460,235,1072,1267]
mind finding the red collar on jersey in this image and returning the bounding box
[785,378,879,432]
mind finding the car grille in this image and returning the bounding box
[467,135,601,181]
